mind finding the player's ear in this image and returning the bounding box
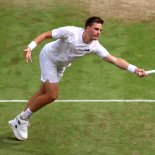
[85,26,91,31]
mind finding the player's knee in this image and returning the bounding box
[45,81,59,103]
[46,93,58,103]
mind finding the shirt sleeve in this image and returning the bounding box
[52,26,71,39]
[92,41,110,58]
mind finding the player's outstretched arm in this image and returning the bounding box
[23,31,52,63]
[103,54,147,77]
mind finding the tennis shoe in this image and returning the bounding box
[8,115,29,140]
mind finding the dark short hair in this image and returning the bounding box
[85,16,104,29]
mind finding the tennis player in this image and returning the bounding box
[8,16,147,140]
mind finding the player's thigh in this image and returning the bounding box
[38,82,46,94]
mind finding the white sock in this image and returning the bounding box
[20,108,33,120]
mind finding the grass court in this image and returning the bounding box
[1,0,155,154]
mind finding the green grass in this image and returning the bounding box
[1,102,155,155]
[1,0,155,154]
[1,2,155,99]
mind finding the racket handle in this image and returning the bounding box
[145,70,155,74]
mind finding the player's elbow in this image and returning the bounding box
[42,31,52,40]
[45,31,52,38]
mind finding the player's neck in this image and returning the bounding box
[82,31,93,44]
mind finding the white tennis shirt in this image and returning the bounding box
[43,26,109,67]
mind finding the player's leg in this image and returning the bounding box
[28,81,59,113]
[8,59,60,140]
[8,49,62,140]
[23,82,46,111]
[20,80,58,120]
[8,81,58,140]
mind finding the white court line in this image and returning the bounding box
[1,99,155,103]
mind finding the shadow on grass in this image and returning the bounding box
[0,133,48,155]
[0,133,22,148]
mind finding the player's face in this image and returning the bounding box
[87,23,103,40]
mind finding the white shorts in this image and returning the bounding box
[39,50,66,83]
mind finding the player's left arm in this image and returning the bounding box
[23,31,52,63]
[103,54,147,77]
